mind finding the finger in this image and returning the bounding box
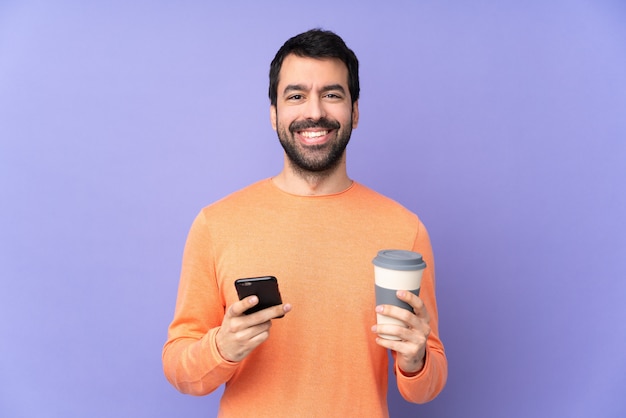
[372,324,429,354]
[228,296,259,317]
[395,323,431,344]
[395,290,420,310]
[237,320,273,342]
[264,303,291,319]
[248,302,292,322]
[376,304,419,327]
[372,323,408,342]
[396,291,429,319]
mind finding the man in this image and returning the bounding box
[163,29,447,417]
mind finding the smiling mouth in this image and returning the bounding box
[290,117,340,145]
[297,129,333,145]
[300,130,329,139]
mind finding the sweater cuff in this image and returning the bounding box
[207,327,241,367]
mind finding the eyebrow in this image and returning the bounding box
[282,84,347,96]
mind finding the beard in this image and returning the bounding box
[276,115,353,174]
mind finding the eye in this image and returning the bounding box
[324,93,343,100]
[287,94,303,101]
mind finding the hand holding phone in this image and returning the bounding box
[234,276,284,318]
[216,276,288,362]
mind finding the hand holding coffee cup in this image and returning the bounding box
[373,249,426,341]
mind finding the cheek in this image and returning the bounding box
[339,109,355,128]
[275,109,298,130]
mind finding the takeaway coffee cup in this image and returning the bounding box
[373,249,427,340]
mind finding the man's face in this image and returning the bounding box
[270,54,359,174]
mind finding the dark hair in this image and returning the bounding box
[269,29,360,106]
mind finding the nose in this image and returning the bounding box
[303,96,325,120]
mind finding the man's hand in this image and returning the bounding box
[216,296,292,362]
[371,290,430,375]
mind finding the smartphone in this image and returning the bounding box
[234,276,284,317]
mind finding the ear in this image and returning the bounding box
[351,101,359,129]
[270,105,277,131]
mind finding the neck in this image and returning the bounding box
[273,156,352,196]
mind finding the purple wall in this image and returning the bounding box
[1,1,625,417]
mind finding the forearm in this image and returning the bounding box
[395,219,448,402]
[395,333,448,403]
[162,209,239,394]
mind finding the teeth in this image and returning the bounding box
[301,130,328,138]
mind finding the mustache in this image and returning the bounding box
[289,117,340,132]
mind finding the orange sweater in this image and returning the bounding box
[163,179,447,417]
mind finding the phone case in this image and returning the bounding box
[234,276,284,317]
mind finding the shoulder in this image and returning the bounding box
[203,179,272,210]
[352,182,419,220]
[188,179,274,228]
[345,182,427,239]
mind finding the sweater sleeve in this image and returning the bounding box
[394,220,448,403]
[162,211,240,395]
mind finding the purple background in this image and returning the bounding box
[1,1,625,417]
